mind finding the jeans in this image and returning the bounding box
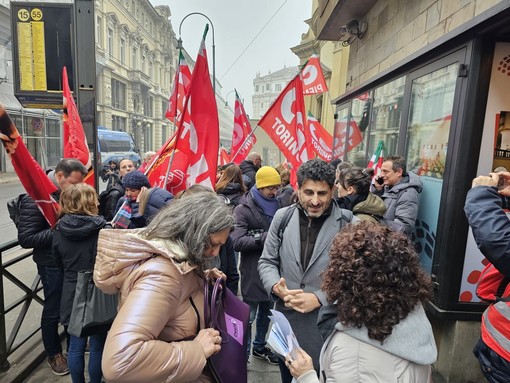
[245,300,272,356]
[474,338,510,382]
[37,264,64,357]
[68,332,107,383]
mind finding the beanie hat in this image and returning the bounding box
[122,170,151,190]
[256,166,281,189]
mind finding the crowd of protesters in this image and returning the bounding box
[15,152,443,382]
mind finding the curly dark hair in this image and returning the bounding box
[297,158,335,188]
[321,221,432,343]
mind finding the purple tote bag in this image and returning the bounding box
[205,278,249,383]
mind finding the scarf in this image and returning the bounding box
[250,187,280,222]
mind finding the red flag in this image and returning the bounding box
[230,91,256,164]
[218,147,230,167]
[258,74,311,169]
[174,25,219,190]
[307,112,333,162]
[144,133,188,194]
[0,105,59,226]
[332,118,363,158]
[62,67,94,186]
[301,55,328,95]
[166,50,192,123]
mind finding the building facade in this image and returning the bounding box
[313,1,510,381]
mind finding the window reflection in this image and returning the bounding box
[406,63,458,179]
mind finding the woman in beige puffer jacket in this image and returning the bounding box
[94,193,234,383]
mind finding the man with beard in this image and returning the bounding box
[258,158,357,382]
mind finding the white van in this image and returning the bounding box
[97,127,141,167]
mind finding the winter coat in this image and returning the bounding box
[277,184,295,207]
[350,192,387,223]
[373,172,422,236]
[239,160,258,189]
[217,182,244,207]
[298,304,436,383]
[18,191,59,266]
[101,182,124,221]
[52,214,106,326]
[115,187,173,228]
[94,229,213,383]
[219,236,239,295]
[258,203,356,369]
[231,191,272,302]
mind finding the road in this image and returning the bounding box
[0,180,25,244]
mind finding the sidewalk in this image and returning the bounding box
[0,171,20,184]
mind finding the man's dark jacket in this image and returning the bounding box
[18,192,59,266]
[239,160,258,189]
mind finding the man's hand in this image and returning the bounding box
[283,292,321,314]
[272,278,320,313]
[472,172,510,197]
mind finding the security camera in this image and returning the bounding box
[346,20,360,34]
[340,25,349,34]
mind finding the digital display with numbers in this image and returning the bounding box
[11,2,75,109]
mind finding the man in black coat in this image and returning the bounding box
[239,152,262,189]
[17,158,87,376]
[231,166,281,364]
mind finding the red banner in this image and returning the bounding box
[166,50,192,124]
[174,25,219,190]
[218,147,230,167]
[302,55,328,95]
[62,66,94,186]
[0,105,59,226]
[258,75,311,169]
[307,112,333,162]
[230,91,256,164]
[332,118,363,158]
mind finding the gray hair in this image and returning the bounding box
[141,192,234,267]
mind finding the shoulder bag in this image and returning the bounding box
[204,277,250,383]
[68,270,118,337]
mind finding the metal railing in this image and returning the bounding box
[0,240,42,372]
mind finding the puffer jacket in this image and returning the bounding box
[94,229,212,383]
[217,182,244,206]
[239,160,257,189]
[53,214,106,325]
[18,192,59,266]
[375,172,423,235]
[300,304,436,383]
[353,192,387,223]
[231,191,271,302]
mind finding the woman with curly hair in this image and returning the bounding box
[285,221,437,382]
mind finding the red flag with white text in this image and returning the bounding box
[307,112,333,162]
[218,147,230,167]
[332,117,363,159]
[174,25,219,190]
[62,67,94,186]
[166,50,192,123]
[144,132,189,194]
[0,105,59,226]
[231,91,256,164]
[301,55,328,95]
[258,74,311,169]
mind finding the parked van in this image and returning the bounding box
[97,126,141,167]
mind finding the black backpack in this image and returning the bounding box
[98,184,123,218]
[7,193,26,228]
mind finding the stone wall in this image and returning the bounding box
[347,0,504,88]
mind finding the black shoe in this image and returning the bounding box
[252,347,279,365]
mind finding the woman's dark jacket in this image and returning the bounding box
[217,182,244,207]
[115,187,173,228]
[53,214,106,326]
[101,182,125,221]
[219,236,239,295]
[231,191,272,302]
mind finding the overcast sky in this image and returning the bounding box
[152,0,311,116]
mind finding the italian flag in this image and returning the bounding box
[367,140,385,176]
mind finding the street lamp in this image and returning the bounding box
[224,90,236,108]
[178,12,216,94]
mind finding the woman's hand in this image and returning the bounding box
[286,348,314,378]
[204,268,226,281]
[195,328,221,358]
